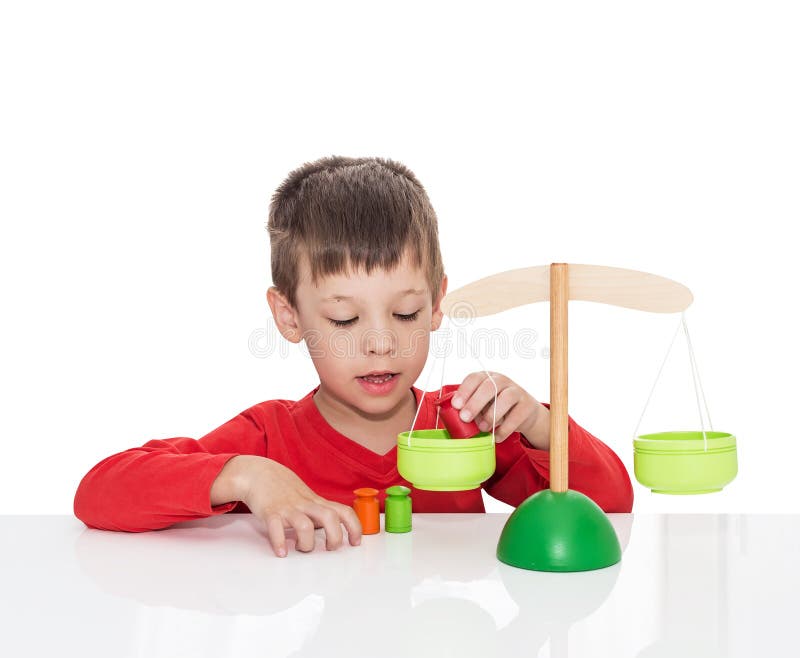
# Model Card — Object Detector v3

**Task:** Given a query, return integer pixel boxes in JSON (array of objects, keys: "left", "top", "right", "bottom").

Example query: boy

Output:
[{"left": 74, "top": 155, "right": 633, "bottom": 557}]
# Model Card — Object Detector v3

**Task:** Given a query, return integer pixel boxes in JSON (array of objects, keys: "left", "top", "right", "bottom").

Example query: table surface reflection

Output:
[{"left": 1, "top": 513, "right": 797, "bottom": 657}]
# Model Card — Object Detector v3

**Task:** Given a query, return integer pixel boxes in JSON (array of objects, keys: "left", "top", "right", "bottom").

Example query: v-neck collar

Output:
[{"left": 296, "top": 384, "right": 433, "bottom": 477}]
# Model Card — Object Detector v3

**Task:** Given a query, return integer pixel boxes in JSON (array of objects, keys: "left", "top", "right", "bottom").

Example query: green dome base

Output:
[{"left": 496, "top": 489, "right": 622, "bottom": 572}]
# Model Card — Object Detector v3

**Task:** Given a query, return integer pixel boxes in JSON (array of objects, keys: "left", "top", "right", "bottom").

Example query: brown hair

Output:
[{"left": 267, "top": 155, "right": 445, "bottom": 311}]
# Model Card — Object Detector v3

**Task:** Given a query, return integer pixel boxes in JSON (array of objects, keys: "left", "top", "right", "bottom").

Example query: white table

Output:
[{"left": 1, "top": 513, "right": 797, "bottom": 657}]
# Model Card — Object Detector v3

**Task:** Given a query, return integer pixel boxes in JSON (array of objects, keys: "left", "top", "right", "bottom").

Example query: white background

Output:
[{"left": 1, "top": 1, "right": 797, "bottom": 515}]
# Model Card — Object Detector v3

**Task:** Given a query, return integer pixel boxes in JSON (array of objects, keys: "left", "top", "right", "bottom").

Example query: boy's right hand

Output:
[{"left": 233, "top": 456, "right": 363, "bottom": 557}]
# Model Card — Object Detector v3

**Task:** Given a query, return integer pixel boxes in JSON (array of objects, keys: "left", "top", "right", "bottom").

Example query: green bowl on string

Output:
[
  {"left": 633, "top": 430, "right": 737, "bottom": 494},
  {"left": 397, "top": 429, "right": 496, "bottom": 491}
]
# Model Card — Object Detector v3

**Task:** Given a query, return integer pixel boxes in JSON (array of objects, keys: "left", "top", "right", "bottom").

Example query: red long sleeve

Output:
[{"left": 73, "top": 407, "right": 267, "bottom": 532}]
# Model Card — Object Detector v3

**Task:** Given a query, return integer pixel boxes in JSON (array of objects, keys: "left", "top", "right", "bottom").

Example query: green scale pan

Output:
[
  {"left": 398, "top": 362, "right": 503, "bottom": 492},
  {"left": 631, "top": 311, "right": 737, "bottom": 495},
  {"left": 634, "top": 430, "right": 737, "bottom": 494}
]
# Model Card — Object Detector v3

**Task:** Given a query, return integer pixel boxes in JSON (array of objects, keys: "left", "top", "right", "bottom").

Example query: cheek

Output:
[
  {"left": 401, "top": 329, "right": 430, "bottom": 364},
  {"left": 327, "top": 330, "right": 359, "bottom": 361},
  {"left": 305, "top": 327, "right": 358, "bottom": 367},
  {"left": 310, "top": 343, "right": 355, "bottom": 385}
]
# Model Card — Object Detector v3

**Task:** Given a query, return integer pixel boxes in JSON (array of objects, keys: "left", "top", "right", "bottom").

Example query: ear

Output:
[
  {"left": 267, "top": 287, "right": 303, "bottom": 344},
  {"left": 431, "top": 274, "right": 448, "bottom": 331}
]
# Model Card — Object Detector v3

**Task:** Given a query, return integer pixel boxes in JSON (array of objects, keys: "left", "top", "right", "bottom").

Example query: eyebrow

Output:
[{"left": 322, "top": 288, "right": 426, "bottom": 302}]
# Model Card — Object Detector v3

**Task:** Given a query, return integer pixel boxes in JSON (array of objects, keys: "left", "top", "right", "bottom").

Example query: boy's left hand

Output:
[{"left": 450, "top": 371, "right": 544, "bottom": 444}]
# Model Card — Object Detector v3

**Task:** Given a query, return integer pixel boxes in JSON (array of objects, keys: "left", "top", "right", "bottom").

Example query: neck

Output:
[{"left": 313, "top": 384, "right": 419, "bottom": 439}]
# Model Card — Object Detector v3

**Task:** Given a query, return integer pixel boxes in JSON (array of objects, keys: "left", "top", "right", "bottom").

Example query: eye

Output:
[
  {"left": 329, "top": 317, "right": 357, "bottom": 327},
  {"left": 327, "top": 310, "right": 421, "bottom": 327}
]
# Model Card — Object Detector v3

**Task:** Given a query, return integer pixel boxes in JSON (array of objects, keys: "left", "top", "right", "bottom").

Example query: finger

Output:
[
  {"left": 493, "top": 395, "right": 531, "bottom": 441},
  {"left": 460, "top": 373, "right": 505, "bottom": 424},
  {"left": 302, "top": 502, "right": 344, "bottom": 551},
  {"left": 477, "top": 387, "right": 516, "bottom": 429},
  {"left": 265, "top": 513, "right": 288, "bottom": 558},
  {"left": 478, "top": 414, "right": 503, "bottom": 432},
  {"left": 450, "top": 371, "right": 488, "bottom": 410},
  {"left": 327, "top": 501, "right": 363, "bottom": 546},
  {"left": 285, "top": 510, "right": 318, "bottom": 553}
]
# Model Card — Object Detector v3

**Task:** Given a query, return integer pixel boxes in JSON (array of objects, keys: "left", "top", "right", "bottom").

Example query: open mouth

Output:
[{"left": 357, "top": 373, "right": 398, "bottom": 384}]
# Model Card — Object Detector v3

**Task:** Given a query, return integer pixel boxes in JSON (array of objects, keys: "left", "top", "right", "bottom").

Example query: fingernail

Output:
[
  {"left": 452, "top": 396, "right": 462, "bottom": 409},
  {"left": 278, "top": 547, "right": 286, "bottom": 557},
  {"left": 460, "top": 409, "right": 471, "bottom": 421}
]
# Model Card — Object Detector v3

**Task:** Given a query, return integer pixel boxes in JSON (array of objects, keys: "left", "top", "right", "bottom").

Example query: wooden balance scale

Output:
[{"left": 437, "top": 262, "right": 737, "bottom": 572}]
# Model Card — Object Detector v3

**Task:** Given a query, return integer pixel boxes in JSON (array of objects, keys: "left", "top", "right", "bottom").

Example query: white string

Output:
[
  {"left": 683, "top": 312, "right": 713, "bottom": 450},
  {"left": 447, "top": 313, "right": 498, "bottom": 440},
  {"left": 472, "top": 355, "right": 499, "bottom": 440},
  {"left": 632, "top": 314, "right": 682, "bottom": 442},
  {"left": 633, "top": 311, "right": 713, "bottom": 451},
  {"left": 407, "top": 312, "right": 498, "bottom": 443},
  {"left": 435, "top": 314, "right": 449, "bottom": 431},
  {"left": 407, "top": 319, "right": 443, "bottom": 446}
]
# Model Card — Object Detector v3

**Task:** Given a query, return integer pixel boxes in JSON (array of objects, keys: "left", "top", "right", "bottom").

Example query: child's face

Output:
[{"left": 268, "top": 248, "right": 447, "bottom": 417}]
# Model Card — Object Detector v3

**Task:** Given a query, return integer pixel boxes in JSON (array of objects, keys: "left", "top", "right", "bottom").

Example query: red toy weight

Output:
[{"left": 434, "top": 391, "right": 483, "bottom": 439}]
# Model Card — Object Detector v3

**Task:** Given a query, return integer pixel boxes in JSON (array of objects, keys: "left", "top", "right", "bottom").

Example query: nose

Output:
[{"left": 362, "top": 327, "right": 396, "bottom": 356}]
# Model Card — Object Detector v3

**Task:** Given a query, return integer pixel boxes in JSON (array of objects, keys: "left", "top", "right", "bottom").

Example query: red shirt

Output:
[{"left": 73, "top": 384, "right": 633, "bottom": 532}]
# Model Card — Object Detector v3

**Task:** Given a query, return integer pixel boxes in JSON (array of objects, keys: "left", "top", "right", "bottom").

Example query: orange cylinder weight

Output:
[{"left": 353, "top": 487, "right": 380, "bottom": 534}]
